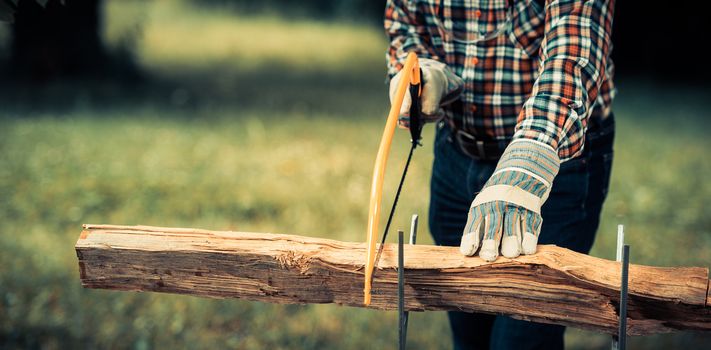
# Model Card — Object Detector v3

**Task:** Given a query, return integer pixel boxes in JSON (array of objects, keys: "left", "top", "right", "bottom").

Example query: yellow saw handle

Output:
[{"left": 364, "top": 52, "right": 421, "bottom": 305}]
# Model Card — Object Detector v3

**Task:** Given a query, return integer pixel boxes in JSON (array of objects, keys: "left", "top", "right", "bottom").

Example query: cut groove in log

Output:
[{"left": 75, "top": 224, "right": 711, "bottom": 336}]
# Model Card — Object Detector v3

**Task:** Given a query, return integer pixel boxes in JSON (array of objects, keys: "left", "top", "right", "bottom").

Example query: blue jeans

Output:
[{"left": 428, "top": 116, "right": 615, "bottom": 350}]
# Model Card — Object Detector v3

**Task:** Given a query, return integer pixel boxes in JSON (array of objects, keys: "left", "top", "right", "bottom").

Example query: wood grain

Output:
[{"left": 75, "top": 224, "right": 711, "bottom": 335}]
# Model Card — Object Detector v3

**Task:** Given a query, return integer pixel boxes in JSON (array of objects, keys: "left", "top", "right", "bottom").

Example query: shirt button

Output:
[
  {"left": 475, "top": 10, "right": 482, "bottom": 18},
  {"left": 471, "top": 57, "right": 479, "bottom": 65}
]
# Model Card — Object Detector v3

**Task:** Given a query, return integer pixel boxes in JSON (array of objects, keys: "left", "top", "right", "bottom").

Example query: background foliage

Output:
[{"left": 1, "top": 1, "right": 710, "bottom": 349}]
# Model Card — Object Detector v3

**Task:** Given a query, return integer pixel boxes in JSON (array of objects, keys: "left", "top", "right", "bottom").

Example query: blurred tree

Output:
[
  {"left": 611, "top": 1, "right": 708, "bottom": 81},
  {"left": 6, "top": 0, "right": 107, "bottom": 81},
  {"left": 194, "top": 0, "right": 387, "bottom": 23},
  {"left": 0, "top": 0, "right": 17, "bottom": 22},
  {"left": 333, "top": 0, "right": 387, "bottom": 23}
]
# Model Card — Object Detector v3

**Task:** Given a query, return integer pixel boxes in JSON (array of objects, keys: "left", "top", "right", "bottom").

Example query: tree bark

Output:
[{"left": 75, "top": 224, "right": 711, "bottom": 336}]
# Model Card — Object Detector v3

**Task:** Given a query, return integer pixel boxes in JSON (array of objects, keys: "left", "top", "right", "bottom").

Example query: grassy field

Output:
[{"left": 1, "top": 1, "right": 710, "bottom": 349}]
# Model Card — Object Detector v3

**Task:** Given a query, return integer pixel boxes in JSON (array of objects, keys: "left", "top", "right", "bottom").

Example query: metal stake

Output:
[
  {"left": 612, "top": 225, "right": 629, "bottom": 350},
  {"left": 616, "top": 225, "right": 625, "bottom": 262},
  {"left": 398, "top": 230, "right": 405, "bottom": 350},
  {"left": 618, "top": 245, "right": 630, "bottom": 350},
  {"left": 409, "top": 214, "right": 418, "bottom": 245},
  {"left": 399, "top": 215, "right": 419, "bottom": 350}
]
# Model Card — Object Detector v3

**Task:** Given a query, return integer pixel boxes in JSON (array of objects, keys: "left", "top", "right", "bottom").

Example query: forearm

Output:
[
  {"left": 384, "top": 0, "right": 441, "bottom": 77},
  {"left": 514, "top": 0, "right": 615, "bottom": 161}
]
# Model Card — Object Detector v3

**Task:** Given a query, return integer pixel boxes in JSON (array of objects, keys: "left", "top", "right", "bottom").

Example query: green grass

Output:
[
  {"left": 1, "top": 1, "right": 710, "bottom": 349},
  {"left": 103, "top": 0, "right": 386, "bottom": 76},
  {"left": 0, "top": 111, "right": 450, "bottom": 349}
]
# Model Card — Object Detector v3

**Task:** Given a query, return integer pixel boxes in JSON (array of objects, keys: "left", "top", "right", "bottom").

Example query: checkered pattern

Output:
[{"left": 385, "top": 0, "right": 615, "bottom": 161}]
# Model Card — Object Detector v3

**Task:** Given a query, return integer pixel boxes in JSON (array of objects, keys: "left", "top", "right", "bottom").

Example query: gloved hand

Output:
[
  {"left": 389, "top": 58, "right": 463, "bottom": 128},
  {"left": 459, "top": 139, "right": 560, "bottom": 261}
]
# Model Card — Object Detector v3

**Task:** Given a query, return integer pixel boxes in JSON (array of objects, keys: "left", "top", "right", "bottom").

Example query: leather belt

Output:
[
  {"left": 586, "top": 113, "right": 615, "bottom": 149},
  {"left": 446, "top": 121, "right": 509, "bottom": 162},
  {"left": 446, "top": 113, "right": 614, "bottom": 162}
]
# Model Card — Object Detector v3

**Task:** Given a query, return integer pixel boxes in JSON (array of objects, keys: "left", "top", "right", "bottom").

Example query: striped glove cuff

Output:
[{"left": 475, "top": 139, "right": 561, "bottom": 212}]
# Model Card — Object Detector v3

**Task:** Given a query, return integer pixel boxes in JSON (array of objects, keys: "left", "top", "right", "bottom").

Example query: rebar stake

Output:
[{"left": 612, "top": 225, "right": 629, "bottom": 350}]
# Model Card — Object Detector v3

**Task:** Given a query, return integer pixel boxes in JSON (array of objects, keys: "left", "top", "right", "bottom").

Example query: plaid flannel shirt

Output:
[{"left": 385, "top": 0, "right": 615, "bottom": 161}]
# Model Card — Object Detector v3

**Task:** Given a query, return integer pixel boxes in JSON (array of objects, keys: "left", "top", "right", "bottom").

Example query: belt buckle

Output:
[{"left": 455, "top": 129, "right": 488, "bottom": 160}]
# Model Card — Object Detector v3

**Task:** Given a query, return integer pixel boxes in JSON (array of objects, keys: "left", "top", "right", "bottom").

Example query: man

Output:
[{"left": 385, "top": 0, "right": 615, "bottom": 349}]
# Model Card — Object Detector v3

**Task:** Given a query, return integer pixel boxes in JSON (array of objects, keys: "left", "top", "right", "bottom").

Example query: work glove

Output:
[
  {"left": 459, "top": 139, "right": 560, "bottom": 261},
  {"left": 389, "top": 58, "right": 464, "bottom": 128}
]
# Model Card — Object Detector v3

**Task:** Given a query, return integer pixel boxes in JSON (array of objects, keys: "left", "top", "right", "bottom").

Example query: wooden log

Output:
[{"left": 75, "top": 224, "right": 711, "bottom": 336}]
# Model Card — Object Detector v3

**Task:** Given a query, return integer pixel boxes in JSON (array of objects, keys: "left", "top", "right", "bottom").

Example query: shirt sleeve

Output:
[
  {"left": 384, "top": 0, "right": 442, "bottom": 77},
  {"left": 513, "top": 0, "right": 615, "bottom": 161}
]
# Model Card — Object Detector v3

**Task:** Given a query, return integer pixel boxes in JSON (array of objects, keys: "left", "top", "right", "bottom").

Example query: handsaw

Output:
[{"left": 364, "top": 52, "right": 423, "bottom": 305}]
